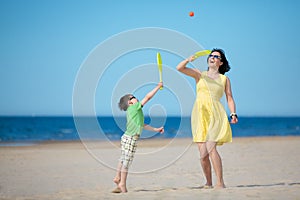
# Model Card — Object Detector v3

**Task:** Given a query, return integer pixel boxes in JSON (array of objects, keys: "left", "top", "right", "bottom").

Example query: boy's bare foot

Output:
[
  {"left": 111, "top": 187, "right": 122, "bottom": 193},
  {"left": 113, "top": 177, "right": 120, "bottom": 185},
  {"left": 118, "top": 183, "right": 128, "bottom": 193}
]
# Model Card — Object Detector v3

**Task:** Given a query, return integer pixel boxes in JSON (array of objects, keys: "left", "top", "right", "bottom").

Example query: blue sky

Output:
[{"left": 1, "top": 0, "right": 300, "bottom": 116}]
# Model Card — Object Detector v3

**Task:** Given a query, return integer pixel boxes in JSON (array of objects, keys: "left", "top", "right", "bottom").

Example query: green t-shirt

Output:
[{"left": 124, "top": 102, "right": 144, "bottom": 136}]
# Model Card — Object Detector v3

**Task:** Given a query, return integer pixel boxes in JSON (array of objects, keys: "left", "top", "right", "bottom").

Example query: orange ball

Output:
[{"left": 189, "top": 11, "right": 194, "bottom": 17}]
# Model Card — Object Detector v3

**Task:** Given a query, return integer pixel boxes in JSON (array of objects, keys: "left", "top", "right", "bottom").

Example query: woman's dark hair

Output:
[{"left": 208, "top": 48, "right": 230, "bottom": 75}]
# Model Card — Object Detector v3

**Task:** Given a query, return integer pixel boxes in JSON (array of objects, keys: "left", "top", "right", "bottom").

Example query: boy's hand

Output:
[
  {"left": 158, "top": 82, "right": 163, "bottom": 88},
  {"left": 141, "top": 82, "right": 164, "bottom": 106},
  {"left": 155, "top": 127, "right": 164, "bottom": 134}
]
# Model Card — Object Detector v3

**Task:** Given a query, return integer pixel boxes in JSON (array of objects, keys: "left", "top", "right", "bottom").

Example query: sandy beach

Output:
[{"left": 1, "top": 136, "right": 300, "bottom": 200}]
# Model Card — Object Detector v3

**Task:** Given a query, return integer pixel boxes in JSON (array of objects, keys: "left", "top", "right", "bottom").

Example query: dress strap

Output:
[{"left": 220, "top": 74, "right": 227, "bottom": 87}]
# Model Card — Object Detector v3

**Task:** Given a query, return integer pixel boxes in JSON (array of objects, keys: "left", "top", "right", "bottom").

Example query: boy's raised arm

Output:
[{"left": 140, "top": 82, "right": 163, "bottom": 106}]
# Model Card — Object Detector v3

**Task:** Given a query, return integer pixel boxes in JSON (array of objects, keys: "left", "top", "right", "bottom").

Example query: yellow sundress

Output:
[{"left": 191, "top": 71, "right": 232, "bottom": 145}]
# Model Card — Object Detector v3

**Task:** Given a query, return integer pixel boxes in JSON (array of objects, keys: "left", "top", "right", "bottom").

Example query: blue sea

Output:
[{"left": 0, "top": 116, "right": 299, "bottom": 145}]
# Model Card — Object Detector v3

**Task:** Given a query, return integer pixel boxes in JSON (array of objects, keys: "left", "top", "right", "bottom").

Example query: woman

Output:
[{"left": 176, "top": 48, "right": 238, "bottom": 188}]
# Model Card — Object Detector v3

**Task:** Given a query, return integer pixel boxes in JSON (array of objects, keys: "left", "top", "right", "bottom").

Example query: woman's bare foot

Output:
[
  {"left": 214, "top": 184, "right": 226, "bottom": 189},
  {"left": 202, "top": 184, "right": 213, "bottom": 189}
]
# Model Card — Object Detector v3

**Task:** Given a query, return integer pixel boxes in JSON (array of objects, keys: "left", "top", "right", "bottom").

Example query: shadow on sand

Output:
[
  {"left": 236, "top": 182, "right": 300, "bottom": 188},
  {"left": 132, "top": 182, "right": 300, "bottom": 192}
]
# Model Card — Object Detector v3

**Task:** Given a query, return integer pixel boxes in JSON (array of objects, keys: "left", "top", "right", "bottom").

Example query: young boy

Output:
[{"left": 112, "top": 82, "right": 164, "bottom": 193}]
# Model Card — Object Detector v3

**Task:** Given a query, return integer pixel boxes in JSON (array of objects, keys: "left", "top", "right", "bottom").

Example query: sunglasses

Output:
[
  {"left": 208, "top": 54, "right": 221, "bottom": 60},
  {"left": 129, "top": 96, "right": 136, "bottom": 100}
]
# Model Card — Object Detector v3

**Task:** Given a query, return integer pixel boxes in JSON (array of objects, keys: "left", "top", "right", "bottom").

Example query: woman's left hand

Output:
[{"left": 230, "top": 116, "right": 238, "bottom": 124}]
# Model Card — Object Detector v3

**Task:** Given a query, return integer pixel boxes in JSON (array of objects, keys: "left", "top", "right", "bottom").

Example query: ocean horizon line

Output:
[
  {"left": 1, "top": 115, "right": 300, "bottom": 118},
  {"left": 1, "top": 116, "right": 299, "bottom": 144}
]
